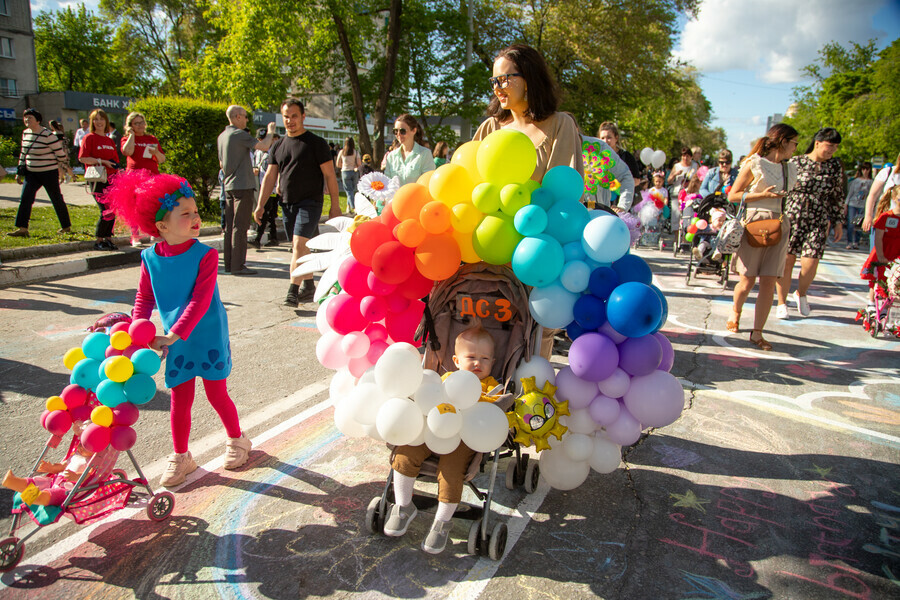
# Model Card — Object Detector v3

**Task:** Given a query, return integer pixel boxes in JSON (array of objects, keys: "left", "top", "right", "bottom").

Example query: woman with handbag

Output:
[
  {"left": 725, "top": 123, "right": 799, "bottom": 351},
  {"left": 78, "top": 108, "right": 120, "bottom": 251},
  {"left": 775, "top": 128, "right": 844, "bottom": 318},
  {"left": 8, "top": 109, "right": 71, "bottom": 237}
]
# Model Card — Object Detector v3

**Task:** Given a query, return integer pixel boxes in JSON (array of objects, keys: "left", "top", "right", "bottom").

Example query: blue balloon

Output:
[
  {"left": 650, "top": 284, "right": 668, "bottom": 333},
  {"left": 530, "top": 187, "right": 556, "bottom": 211},
  {"left": 542, "top": 166, "right": 584, "bottom": 203},
  {"left": 96, "top": 379, "right": 127, "bottom": 407},
  {"left": 573, "top": 294, "right": 607, "bottom": 330},
  {"left": 606, "top": 282, "right": 663, "bottom": 338},
  {"left": 82, "top": 332, "right": 110, "bottom": 362},
  {"left": 545, "top": 200, "right": 590, "bottom": 245},
  {"left": 97, "top": 356, "right": 115, "bottom": 382},
  {"left": 512, "top": 234, "right": 565, "bottom": 288},
  {"left": 566, "top": 320, "right": 587, "bottom": 341},
  {"left": 131, "top": 348, "right": 162, "bottom": 376},
  {"left": 588, "top": 266, "right": 619, "bottom": 299},
  {"left": 513, "top": 204, "right": 548, "bottom": 236},
  {"left": 124, "top": 373, "right": 156, "bottom": 405},
  {"left": 560, "top": 260, "right": 591, "bottom": 293},
  {"left": 612, "top": 254, "right": 653, "bottom": 285},
  {"left": 582, "top": 214, "right": 630, "bottom": 263},
  {"left": 71, "top": 358, "right": 101, "bottom": 391},
  {"left": 562, "top": 241, "right": 587, "bottom": 262},
  {"left": 528, "top": 282, "right": 579, "bottom": 329}
]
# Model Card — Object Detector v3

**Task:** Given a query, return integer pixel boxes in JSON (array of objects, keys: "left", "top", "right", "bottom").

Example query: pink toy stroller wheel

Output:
[
  {"left": 147, "top": 491, "right": 175, "bottom": 522},
  {"left": 0, "top": 537, "right": 24, "bottom": 572}
]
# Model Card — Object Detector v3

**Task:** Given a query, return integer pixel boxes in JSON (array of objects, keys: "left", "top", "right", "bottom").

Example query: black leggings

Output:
[
  {"left": 16, "top": 169, "right": 71, "bottom": 229},
  {"left": 254, "top": 194, "right": 280, "bottom": 242},
  {"left": 91, "top": 182, "right": 115, "bottom": 238}
]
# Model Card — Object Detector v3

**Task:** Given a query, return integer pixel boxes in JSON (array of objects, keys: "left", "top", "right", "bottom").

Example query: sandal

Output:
[
  {"left": 749, "top": 330, "right": 773, "bottom": 351},
  {"left": 726, "top": 307, "right": 741, "bottom": 333}
]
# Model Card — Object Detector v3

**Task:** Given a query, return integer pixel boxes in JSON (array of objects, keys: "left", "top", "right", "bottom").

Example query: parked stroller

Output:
[
  {"left": 0, "top": 416, "right": 174, "bottom": 571},
  {"left": 364, "top": 263, "right": 541, "bottom": 560},
  {"left": 858, "top": 261, "right": 900, "bottom": 338},
  {"left": 684, "top": 192, "right": 736, "bottom": 287}
]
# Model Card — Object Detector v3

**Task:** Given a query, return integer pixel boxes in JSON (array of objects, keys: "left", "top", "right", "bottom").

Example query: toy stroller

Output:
[
  {"left": 0, "top": 422, "right": 174, "bottom": 571},
  {"left": 364, "top": 263, "right": 541, "bottom": 560},
  {"left": 858, "top": 261, "right": 900, "bottom": 338}
]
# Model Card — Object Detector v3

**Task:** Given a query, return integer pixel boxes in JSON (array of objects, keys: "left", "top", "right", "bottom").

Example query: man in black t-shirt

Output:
[{"left": 255, "top": 98, "right": 341, "bottom": 306}]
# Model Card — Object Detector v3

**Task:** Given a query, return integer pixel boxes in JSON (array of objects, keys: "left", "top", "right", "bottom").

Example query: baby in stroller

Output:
[
  {"left": 386, "top": 324, "right": 501, "bottom": 554},
  {"left": 692, "top": 207, "right": 728, "bottom": 263}
]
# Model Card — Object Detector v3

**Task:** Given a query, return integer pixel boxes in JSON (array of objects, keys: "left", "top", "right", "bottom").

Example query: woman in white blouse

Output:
[{"left": 383, "top": 114, "right": 435, "bottom": 186}]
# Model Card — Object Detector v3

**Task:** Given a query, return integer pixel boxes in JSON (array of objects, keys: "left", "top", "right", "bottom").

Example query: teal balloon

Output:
[
  {"left": 124, "top": 373, "right": 156, "bottom": 405},
  {"left": 582, "top": 214, "right": 630, "bottom": 263},
  {"left": 71, "top": 358, "right": 101, "bottom": 391},
  {"left": 563, "top": 241, "right": 587, "bottom": 262},
  {"left": 528, "top": 282, "right": 579, "bottom": 329},
  {"left": 96, "top": 379, "right": 127, "bottom": 407},
  {"left": 513, "top": 205, "right": 548, "bottom": 236},
  {"left": 82, "top": 332, "right": 110, "bottom": 361},
  {"left": 512, "top": 234, "right": 565, "bottom": 288},
  {"left": 131, "top": 348, "right": 161, "bottom": 376},
  {"left": 542, "top": 166, "right": 584, "bottom": 203},
  {"left": 560, "top": 260, "right": 591, "bottom": 293},
  {"left": 545, "top": 200, "right": 590, "bottom": 245},
  {"left": 529, "top": 187, "right": 556, "bottom": 210},
  {"left": 97, "top": 356, "right": 115, "bottom": 382}
]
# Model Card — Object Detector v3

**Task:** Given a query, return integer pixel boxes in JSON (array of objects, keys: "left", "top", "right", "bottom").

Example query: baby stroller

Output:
[
  {"left": 684, "top": 192, "right": 735, "bottom": 288},
  {"left": 0, "top": 423, "right": 174, "bottom": 571},
  {"left": 859, "top": 261, "right": 900, "bottom": 338},
  {"left": 632, "top": 191, "right": 666, "bottom": 251},
  {"left": 364, "top": 263, "right": 541, "bottom": 560}
]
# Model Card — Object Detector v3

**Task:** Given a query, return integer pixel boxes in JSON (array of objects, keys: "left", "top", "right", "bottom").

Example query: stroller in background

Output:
[
  {"left": 364, "top": 263, "right": 541, "bottom": 560},
  {"left": 683, "top": 192, "right": 736, "bottom": 287},
  {"left": 858, "top": 261, "right": 900, "bottom": 338}
]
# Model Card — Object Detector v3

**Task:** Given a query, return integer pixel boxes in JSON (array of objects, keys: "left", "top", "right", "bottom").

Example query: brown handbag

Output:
[{"left": 744, "top": 162, "right": 788, "bottom": 247}]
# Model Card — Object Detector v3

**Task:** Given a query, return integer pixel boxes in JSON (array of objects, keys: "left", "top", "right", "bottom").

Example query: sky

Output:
[{"left": 30, "top": 0, "right": 900, "bottom": 156}]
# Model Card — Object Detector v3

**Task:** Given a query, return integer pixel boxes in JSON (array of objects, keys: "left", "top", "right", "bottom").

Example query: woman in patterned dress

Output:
[{"left": 774, "top": 128, "right": 844, "bottom": 319}]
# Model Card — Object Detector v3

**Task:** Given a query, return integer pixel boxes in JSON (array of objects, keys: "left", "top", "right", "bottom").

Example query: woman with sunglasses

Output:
[
  {"left": 699, "top": 149, "right": 737, "bottom": 197},
  {"left": 384, "top": 114, "right": 435, "bottom": 185}
]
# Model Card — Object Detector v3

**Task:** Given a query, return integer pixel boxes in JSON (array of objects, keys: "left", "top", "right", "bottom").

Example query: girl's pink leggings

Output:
[{"left": 170, "top": 378, "right": 242, "bottom": 454}]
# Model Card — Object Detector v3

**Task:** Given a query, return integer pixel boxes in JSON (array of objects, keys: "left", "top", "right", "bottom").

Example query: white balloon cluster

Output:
[
  {"left": 639, "top": 147, "right": 667, "bottom": 170},
  {"left": 331, "top": 343, "right": 510, "bottom": 453}
]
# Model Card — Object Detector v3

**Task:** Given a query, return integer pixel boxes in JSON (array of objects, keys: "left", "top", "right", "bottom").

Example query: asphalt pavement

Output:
[{"left": 0, "top": 229, "right": 897, "bottom": 599}]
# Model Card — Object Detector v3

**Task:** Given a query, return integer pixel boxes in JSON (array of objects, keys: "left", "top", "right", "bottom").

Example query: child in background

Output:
[
  {"left": 860, "top": 187, "right": 900, "bottom": 313},
  {"left": 105, "top": 170, "right": 251, "bottom": 488},
  {"left": 693, "top": 207, "right": 727, "bottom": 262},
  {"left": 385, "top": 325, "right": 499, "bottom": 554}
]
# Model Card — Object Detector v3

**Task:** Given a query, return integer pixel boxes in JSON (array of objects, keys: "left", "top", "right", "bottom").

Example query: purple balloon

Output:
[
  {"left": 555, "top": 366, "right": 599, "bottom": 410},
  {"left": 603, "top": 405, "right": 642, "bottom": 445},
  {"left": 654, "top": 332, "right": 674, "bottom": 372},
  {"left": 568, "top": 333, "right": 619, "bottom": 382},
  {"left": 623, "top": 370, "right": 685, "bottom": 428},
  {"left": 599, "top": 321, "right": 626, "bottom": 344},
  {"left": 589, "top": 393, "right": 621, "bottom": 426},
  {"left": 618, "top": 335, "right": 663, "bottom": 376}
]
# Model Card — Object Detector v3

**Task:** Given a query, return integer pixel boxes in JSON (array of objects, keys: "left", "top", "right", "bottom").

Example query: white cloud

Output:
[{"left": 674, "top": 0, "right": 886, "bottom": 83}]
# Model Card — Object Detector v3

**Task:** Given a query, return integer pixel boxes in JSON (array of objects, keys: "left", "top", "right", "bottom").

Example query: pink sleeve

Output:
[
  {"left": 169, "top": 248, "right": 219, "bottom": 340},
  {"left": 132, "top": 262, "right": 156, "bottom": 320}
]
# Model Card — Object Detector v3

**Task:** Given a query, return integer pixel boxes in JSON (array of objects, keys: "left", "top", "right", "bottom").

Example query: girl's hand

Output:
[{"left": 150, "top": 332, "right": 179, "bottom": 353}]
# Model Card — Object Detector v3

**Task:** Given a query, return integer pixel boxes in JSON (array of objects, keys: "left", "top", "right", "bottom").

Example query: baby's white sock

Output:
[
  {"left": 435, "top": 501, "right": 458, "bottom": 523},
  {"left": 393, "top": 470, "right": 415, "bottom": 507}
]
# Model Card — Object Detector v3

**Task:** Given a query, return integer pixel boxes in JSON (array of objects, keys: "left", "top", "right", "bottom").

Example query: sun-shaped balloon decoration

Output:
[{"left": 508, "top": 376, "right": 569, "bottom": 451}]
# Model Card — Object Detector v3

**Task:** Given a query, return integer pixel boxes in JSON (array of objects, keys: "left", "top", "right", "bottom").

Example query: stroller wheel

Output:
[
  {"left": 365, "top": 496, "right": 387, "bottom": 535},
  {"left": 147, "top": 491, "right": 175, "bottom": 522},
  {"left": 111, "top": 468, "right": 128, "bottom": 481},
  {"left": 488, "top": 522, "right": 508, "bottom": 561},
  {"left": 467, "top": 518, "right": 483, "bottom": 556},
  {"left": 0, "top": 537, "right": 23, "bottom": 572},
  {"left": 505, "top": 460, "right": 518, "bottom": 491},
  {"left": 524, "top": 461, "right": 540, "bottom": 494}
]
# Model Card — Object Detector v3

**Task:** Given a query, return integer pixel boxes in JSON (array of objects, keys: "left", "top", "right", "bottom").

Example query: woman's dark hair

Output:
[
  {"left": 680, "top": 146, "right": 692, "bottom": 158},
  {"left": 395, "top": 114, "right": 425, "bottom": 146},
  {"left": 433, "top": 141, "right": 449, "bottom": 158},
  {"left": 805, "top": 127, "right": 842, "bottom": 154},
  {"left": 855, "top": 162, "right": 872, "bottom": 178},
  {"left": 746, "top": 123, "right": 799, "bottom": 162},
  {"left": 486, "top": 44, "right": 559, "bottom": 123},
  {"left": 343, "top": 136, "right": 355, "bottom": 156},
  {"left": 23, "top": 108, "right": 43, "bottom": 123}
]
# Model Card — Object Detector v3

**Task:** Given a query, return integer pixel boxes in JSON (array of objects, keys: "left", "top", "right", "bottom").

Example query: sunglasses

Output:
[
  {"left": 489, "top": 73, "right": 522, "bottom": 89},
  {"left": 392, "top": 128, "right": 408, "bottom": 135},
  {"left": 718, "top": 160, "right": 730, "bottom": 165}
]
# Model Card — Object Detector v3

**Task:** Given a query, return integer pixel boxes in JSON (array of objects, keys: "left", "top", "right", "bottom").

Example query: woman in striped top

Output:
[{"left": 9, "top": 109, "right": 72, "bottom": 237}]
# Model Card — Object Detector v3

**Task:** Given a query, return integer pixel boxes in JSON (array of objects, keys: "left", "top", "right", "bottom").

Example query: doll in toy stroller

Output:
[
  {"left": 364, "top": 262, "right": 541, "bottom": 560},
  {"left": 684, "top": 192, "right": 736, "bottom": 287}
]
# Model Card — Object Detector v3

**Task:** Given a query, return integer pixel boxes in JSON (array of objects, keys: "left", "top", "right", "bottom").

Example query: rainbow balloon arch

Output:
[{"left": 317, "top": 129, "right": 684, "bottom": 491}]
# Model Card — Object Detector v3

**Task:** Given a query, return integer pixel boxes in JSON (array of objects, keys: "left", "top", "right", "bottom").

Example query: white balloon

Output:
[
  {"left": 597, "top": 368, "right": 630, "bottom": 399},
  {"left": 421, "top": 369, "right": 443, "bottom": 386},
  {"left": 329, "top": 370, "right": 356, "bottom": 405},
  {"left": 334, "top": 396, "right": 366, "bottom": 437},
  {"left": 514, "top": 356, "right": 556, "bottom": 391},
  {"left": 442, "top": 370, "right": 482, "bottom": 411},
  {"left": 408, "top": 423, "right": 426, "bottom": 446},
  {"left": 460, "top": 402, "right": 509, "bottom": 452},
  {"left": 375, "top": 397, "right": 425, "bottom": 446},
  {"left": 639, "top": 147, "right": 653, "bottom": 166},
  {"left": 359, "top": 367, "right": 376, "bottom": 385},
  {"left": 316, "top": 296, "right": 335, "bottom": 335},
  {"left": 555, "top": 366, "right": 598, "bottom": 410},
  {"left": 562, "top": 433, "right": 594, "bottom": 462},
  {"left": 589, "top": 435, "right": 622, "bottom": 473},
  {"left": 564, "top": 408, "right": 596, "bottom": 435},
  {"left": 424, "top": 429, "right": 461, "bottom": 454},
  {"left": 375, "top": 344, "right": 424, "bottom": 398},
  {"left": 347, "top": 382, "right": 386, "bottom": 425},
  {"left": 427, "top": 404, "right": 463, "bottom": 439},
  {"left": 362, "top": 422, "right": 384, "bottom": 442},
  {"left": 413, "top": 379, "right": 446, "bottom": 415},
  {"left": 539, "top": 447, "right": 590, "bottom": 490},
  {"left": 651, "top": 149, "right": 666, "bottom": 169}
]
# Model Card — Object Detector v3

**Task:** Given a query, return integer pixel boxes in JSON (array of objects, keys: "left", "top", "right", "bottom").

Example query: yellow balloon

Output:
[
  {"left": 428, "top": 163, "right": 474, "bottom": 207},
  {"left": 450, "top": 202, "right": 483, "bottom": 234},
  {"left": 452, "top": 229, "right": 481, "bottom": 264},
  {"left": 110, "top": 330, "right": 132, "bottom": 351},
  {"left": 476, "top": 130, "right": 537, "bottom": 187},
  {"left": 416, "top": 170, "right": 435, "bottom": 188},
  {"left": 46, "top": 395, "right": 66, "bottom": 411},
  {"left": 91, "top": 405, "right": 114, "bottom": 428},
  {"left": 450, "top": 140, "right": 483, "bottom": 184},
  {"left": 63, "top": 347, "right": 86, "bottom": 370},
  {"left": 105, "top": 355, "right": 134, "bottom": 383}
]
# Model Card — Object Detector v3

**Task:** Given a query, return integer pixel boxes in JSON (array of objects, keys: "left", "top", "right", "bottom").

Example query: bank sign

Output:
[{"left": 63, "top": 91, "right": 137, "bottom": 114}]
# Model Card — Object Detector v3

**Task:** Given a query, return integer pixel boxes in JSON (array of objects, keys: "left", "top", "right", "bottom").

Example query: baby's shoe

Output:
[
  {"left": 384, "top": 503, "right": 417, "bottom": 537},
  {"left": 711, "top": 250, "right": 723, "bottom": 262},
  {"left": 691, "top": 246, "right": 702, "bottom": 260},
  {"left": 160, "top": 451, "right": 197, "bottom": 487},
  {"left": 422, "top": 519, "right": 453, "bottom": 554},
  {"left": 223, "top": 434, "right": 252, "bottom": 470}
]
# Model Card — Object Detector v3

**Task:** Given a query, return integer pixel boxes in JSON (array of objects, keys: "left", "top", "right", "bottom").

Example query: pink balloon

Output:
[
  {"left": 341, "top": 331, "right": 371, "bottom": 358},
  {"left": 385, "top": 293, "right": 410, "bottom": 314},
  {"left": 603, "top": 406, "right": 641, "bottom": 446},
  {"left": 40, "top": 409, "right": 51, "bottom": 429},
  {"left": 696, "top": 219, "right": 708, "bottom": 230},
  {"left": 397, "top": 268, "right": 436, "bottom": 300},
  {"left": 45, "top": 410, "right": 73, "bottom": 436},
  {"left": 348, "top": 356, "right": 372, "bottom": 378},
  {"left": 123, "top": 344, "right": 141, "bottom": 359},
  {"left": 316, "top": 332, "right": 351, "bottom": 370},
  {"left": 71, "top": 404, "right": 93, "bottom": 422},
  {"left": 366, "top": 272, "right": 396, "bottom": 296},
  {"left": 81, "top": 423, "right": 111, "bottom": 453},
  {"left": 109, "top": 425, "right": 137, "bottom": 451},
  {"left": 555, "top": 366, "right": 599, "bottom": 410},
  {"left": 112, "top": 402, "right": 140, "bottom": 426},
  {"left": 360, "top": 295, "right": 388, "bottom": 322},
  {"left": 365, "top": 323, "right": 389, "bottom": 343},
  {"left": 128, "top": 319, "right": 156, "bottom": 346},
  {"left": 105, "top": 346, "right": 123, "bottom": 358},
  {"left": 61, "top": 384, "right": 89, "bottom": 409},
  {"left": 385, "top": 300, "right": 425, "bottom": 346},
  {"left": 110, "top": 321, "right": 130, "bottom": 334},
  {"left": 338, "top": 256, "right": 374, "bottom": 297},
  {"left": 366, "top": 339, "right": 390, "bottom": 363},
  {"left": 325, "top": 293, "right": 368, "bottom": 335},
  {"left": 588, "top": 393, "right": 621, "bottom": 426}
]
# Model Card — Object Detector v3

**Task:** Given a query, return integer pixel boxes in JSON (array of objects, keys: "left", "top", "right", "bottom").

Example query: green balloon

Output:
[
  {"left": 476, "top": 130, "right": 537, "bottom": 186},
  {"left": 472, "top": 182, "right": 501, "bottom": 214},
  {"left": 472, "top": 213, "right": 523, "bottom": 265},
  {"left": 500, "top": 183, "right": 532, "bottom": 216}
]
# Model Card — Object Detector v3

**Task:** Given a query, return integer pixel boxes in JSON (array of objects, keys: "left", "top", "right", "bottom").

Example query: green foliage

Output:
[
  {"left": 0, "top": 135, "right": 18, "bottom": 168},
  {"left": 129, "top": 96, "right": 229, "bottom": 213}
]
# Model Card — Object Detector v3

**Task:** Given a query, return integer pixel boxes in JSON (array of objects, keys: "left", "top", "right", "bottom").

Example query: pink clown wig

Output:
[{"left": 103, "top": 170, "right": 193, "bottom": 237}]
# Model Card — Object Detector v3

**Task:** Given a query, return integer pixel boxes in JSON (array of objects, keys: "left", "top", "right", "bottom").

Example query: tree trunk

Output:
[{"left": 331, "top": 10, "right": 372, "bottom": 161}]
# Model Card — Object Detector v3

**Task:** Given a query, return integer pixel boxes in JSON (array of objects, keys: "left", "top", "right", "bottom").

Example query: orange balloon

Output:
[
  {"left": 394, "top": 219, "right": 428, "bottom": 248},
  {"left": 450, "top": 202, "right": 483, "bottom": 233},
  {"left": 452, "top": 229, "right": 481, "bottom": 264},
  {"left": 419, "top": 201, "right": 452, "bottom": 234},
  {"left": 415, "top": 233, "right": 462, "bottom": 281},
  {"left": 428, "top": 163, "right": 474, "bottom": 207},
  {"left": 417, "top": 170, "right": 435, "bottom": 187},
  {"left": 451, "top": 141, "right": 483, "bottom": 185},
  {"left": 392, "top": 183, "right": 431, "bottom": 222}
]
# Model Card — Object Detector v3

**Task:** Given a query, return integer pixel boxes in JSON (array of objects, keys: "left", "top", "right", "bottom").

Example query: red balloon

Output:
[
  {"left": 371, "top": 241, "right": 415, "bottom": 285},
  {"left": 71, "top": 404, "right": 93, "bottom": 422},
  {"left": 45, "top": 409, "right": 73, "bottom": 436},
  {"left": 364, "top": 323, "right": 389, "bottom": 343},
  {"left": 112, "top": 402, "right": 140, "bottom": 426},
  {"left": 366, "top": 272, "right": 396, "bottom": 296},
  {"left": 350, "top": 220, "right": 395, "bottom": 267},
  {"left": 360, "top": 295, "right": 388, "bottom": 321},
  {"left": 123, "top": 344, "right": 141, "bottom": 359},
  {"left": 385, "top": 300, "right": 425, "bottom": 346},
  {"left": 128, "top": 319, "right": 156, "bottom": 346},
  {"left": 325, "top": 293, "right": 368, "bottom": 334},
  {"left": 397, "top": 268, "right": 436, "bottom": 300},
  {"left": 80, "top": 423, "right": 111, "bottom": 453},
  {"left": 337, "top": 256, "right": 373, "bottom": 297},
  {"left": 366, "top": 339, "right": 390, "bottom": 363},
  {"left": 380, "top": 201, "right": 401, "bottom": 230},
  {"left": 61, "top": 384, "right": 89, "bottom": 409},
  {"left": 109, "top": 425, "right": 137, "bottom": 451},
  {"left": 40, "top": 409, "right": 51, "bottom": 429},
  {"left": 385, "top": 293, "right": 411, "bottom": 314},
  {"left": 105, "top": 346, "right": 123, "bottom": 358},
  {"left": 110, "top": 321, "right": 130, "bottom": 334}
]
